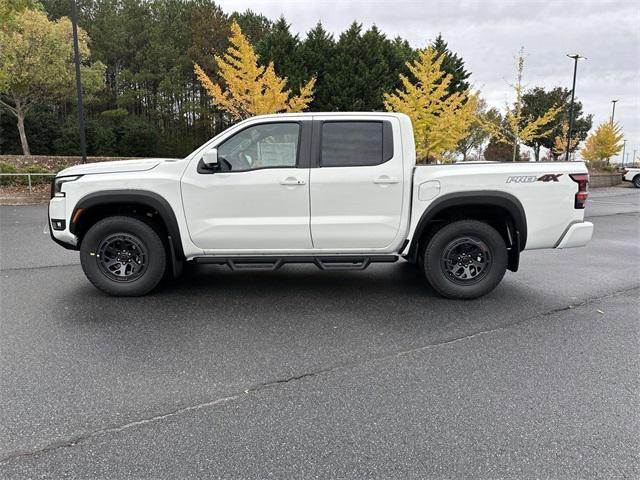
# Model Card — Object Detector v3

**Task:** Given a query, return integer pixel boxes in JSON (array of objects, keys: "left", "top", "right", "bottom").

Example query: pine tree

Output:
[
  {"left": 229, "top": 9, "right": 272, "bottom": 45},
  {"left": 194, "top": 22, "right": 315, "bottom": 120},
  {"left": 255, "top": 16, "right": 306, "bottom": 92},
  {"left": 300, "top": 22, "right": 336, "bottom": 111},
  {"left": 323, "top": 22, "right": 368, "bottom": 110},
  {"left": 431, "top": 34, "right": 470, "bottom": 96},
  {"left": 323, "top": 22, "right": 414, "bottom": 111}
]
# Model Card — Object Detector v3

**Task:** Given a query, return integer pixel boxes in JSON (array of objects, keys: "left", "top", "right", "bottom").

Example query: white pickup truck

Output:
[
  {"left": 49, "top": 112, "right": 593, "bottom": 299},
  {"left": 622, "top": 167, "right": 640, "bottom": 188}
]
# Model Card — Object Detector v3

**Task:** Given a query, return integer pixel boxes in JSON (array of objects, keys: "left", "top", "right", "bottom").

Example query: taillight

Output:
[{"left": 570, "top": 173, "right": 589, "bottom": 209}]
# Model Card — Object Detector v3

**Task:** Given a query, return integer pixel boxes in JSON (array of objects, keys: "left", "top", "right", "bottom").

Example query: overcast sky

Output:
[{"left": 217, "top": 0, "right": 640, "bottom": 162}]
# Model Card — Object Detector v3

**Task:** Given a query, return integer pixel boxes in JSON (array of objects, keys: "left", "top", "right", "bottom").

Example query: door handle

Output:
[
  {"left": 279, "top": 177, "right": 306, "bottom": 186},
  {"left": 373, "top": 175, "right": 399, "bottom": 185}
]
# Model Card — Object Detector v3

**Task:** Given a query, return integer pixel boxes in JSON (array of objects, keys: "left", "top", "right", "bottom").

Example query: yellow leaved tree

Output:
[
  {"left": 580, "top": 122, "right": 623, "bottom": 163},
  {"left": 552, "top": 121, "right": 579, "bottom": 158},
  {"left": 384, "top": 47, "right": 477, "bottom": 162},
  {"left": 194, "top": 22, "right": 315, "bottom": 120},
  {"left": 480, "top": 47, "right": 561, "bottom": 161}
]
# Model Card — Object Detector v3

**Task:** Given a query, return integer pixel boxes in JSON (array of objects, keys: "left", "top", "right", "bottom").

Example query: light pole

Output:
[
  {"left": 565, "top": 54, "right": 585, "bottom": 161},
  {"left": 70, "top": 0, "right": 87, "bottom": 164},
  {"left": 621, "top": 139, "right": 626, "bottom": 166},
  {"left": 611, "top": 100, "right": 619, "bottom": 124}
]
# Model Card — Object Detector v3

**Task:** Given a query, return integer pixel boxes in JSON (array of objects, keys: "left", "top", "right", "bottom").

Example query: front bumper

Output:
[
  {"left": 555, "top": 221, "right": 594, "bottom": 249},
  {"left": 48, "top": 196, "right": 78, "bottom": 249}
]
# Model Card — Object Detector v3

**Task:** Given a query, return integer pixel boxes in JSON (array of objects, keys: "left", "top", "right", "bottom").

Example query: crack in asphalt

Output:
[
  {"left": 0, "top": 395, "right": 240, "bottom": 466},
  {"left": 2, "top": 284, "right": 638, "bottom": 466},
  {"left": 0, "top": 263, "right": 79, "bottom": 273}
]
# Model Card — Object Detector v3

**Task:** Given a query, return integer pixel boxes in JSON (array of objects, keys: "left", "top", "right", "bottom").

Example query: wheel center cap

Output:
[{"left": 117, "top": 251, "right": 131, "bottom": 263}]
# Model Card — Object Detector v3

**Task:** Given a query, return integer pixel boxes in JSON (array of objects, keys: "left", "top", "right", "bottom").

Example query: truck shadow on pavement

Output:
[{"left": 59, "top": 260, "right": 540, "bottom": 346}]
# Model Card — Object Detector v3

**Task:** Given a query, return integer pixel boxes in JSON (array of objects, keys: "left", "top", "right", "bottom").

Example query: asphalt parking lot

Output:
[{"left": 1, "top": 186, "right": 639, "bottom": 479}]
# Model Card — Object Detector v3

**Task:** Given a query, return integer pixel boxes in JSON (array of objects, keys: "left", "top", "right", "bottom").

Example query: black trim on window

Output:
[
  {"left": 197, "top": 120, "right": 311, "bottom": 174},
  {"left": 382, "top": 121, "right": 393, "bottom": 162},
  {"left": 310, "top": 119, "right": 322, "bottom": 168}
]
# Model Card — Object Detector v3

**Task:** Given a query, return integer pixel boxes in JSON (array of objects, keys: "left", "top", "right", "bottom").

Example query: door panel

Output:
[
  {"left": 310, "top": 119, "right": 404, "bottom": 249},
  {"left": 181, "top": 121, "right": 312, "bottom": 251}
]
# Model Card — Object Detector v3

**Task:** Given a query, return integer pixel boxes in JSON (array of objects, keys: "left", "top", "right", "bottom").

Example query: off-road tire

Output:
[
  {"left": 80, "top": 216, "right": 166, "bottom": 296},
  {"left": 422, "top": 220, "right": 508, "bottom": 299}
]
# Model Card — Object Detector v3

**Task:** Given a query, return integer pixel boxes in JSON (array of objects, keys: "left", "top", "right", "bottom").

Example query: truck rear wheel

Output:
[
  {"left": 633, "top": 175, "right": 640, "bottom": 188},
  {"left": 80, "top": 216, "right": 166, "bottom": 296},
  {"left": 422, "top": 220, "right": 507, "bottom": 299}
]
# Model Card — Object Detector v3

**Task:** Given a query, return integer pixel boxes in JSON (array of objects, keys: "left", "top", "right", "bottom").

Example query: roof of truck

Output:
[{"left": 249, "top": 112, "right": 408, "bottom": 119}]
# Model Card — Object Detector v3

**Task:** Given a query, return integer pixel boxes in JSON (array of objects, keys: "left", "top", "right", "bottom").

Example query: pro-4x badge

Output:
[
  {"left": 537, "top": 174, "right": 563, "bottom": 182},
  {"left": 506, "top": 174, "right": 563, "bottom": 183}
]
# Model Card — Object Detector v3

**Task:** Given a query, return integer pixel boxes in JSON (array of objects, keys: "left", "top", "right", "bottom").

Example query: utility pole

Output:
[
  {"left": 565, "top": 54, "right": 585, "bottom": 161},
  {"left": 611, "top": 99, "right": 619, "bottom": 124},
  {"left": 70, "top": 0, "right": 87, "bottom": 164}
]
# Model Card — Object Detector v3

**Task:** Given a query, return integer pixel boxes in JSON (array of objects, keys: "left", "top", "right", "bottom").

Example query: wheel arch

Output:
[
  {"left": 70, "top": 190, "right": 185, "bottom": 260},
  {"left": 407, "top": 191, "right": 527, "bottom": 272}
]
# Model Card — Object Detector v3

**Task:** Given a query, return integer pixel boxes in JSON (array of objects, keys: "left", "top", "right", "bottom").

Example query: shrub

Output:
[
  {"left": 0, "top": 162, "right": 18, "bottom": 185},
  {"left": 21, "top": 165, "right": 54, "bottom": 185},
  {"left": 0, "top": 162, "right": 55, "bottom": 186}
]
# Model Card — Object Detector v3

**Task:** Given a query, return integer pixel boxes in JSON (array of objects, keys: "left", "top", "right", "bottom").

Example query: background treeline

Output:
[
  {"left": 1, "top": 0, "right": 597, "bottom": 162},
  {"left": 0, "top": 0, "right": 432, "bottom": 157}
]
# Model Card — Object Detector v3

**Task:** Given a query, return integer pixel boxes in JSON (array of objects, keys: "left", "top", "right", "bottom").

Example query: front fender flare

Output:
[{"left": 70, "top": 190, "right": 185, "bottom": 260}]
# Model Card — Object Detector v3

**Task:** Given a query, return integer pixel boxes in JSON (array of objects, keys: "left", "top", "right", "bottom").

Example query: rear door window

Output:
[{"left": 320, "top": 122, "right": 389, "bottom": 167}]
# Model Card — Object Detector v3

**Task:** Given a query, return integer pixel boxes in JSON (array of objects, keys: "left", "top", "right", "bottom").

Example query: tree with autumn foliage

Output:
[
  {"left": 194, "top": 22, "right": 315, "bottom": 121},
  {"left": 522, "top": 87, "right": 592, "bottom": 161},
  {"left": 480, "top": 48, "right": 561, "bottom": 161},
  {"left": 580, "top": 122, "right": 624, "bottom": 163},
  {"left": 384, "top": 47, "right": 477, "bottom": 162},
  {"left": 552, "top": 121, "right": 579, "bottom": 158},
  {"left": 0, "top": 6, "right": 105, "bottom": 155}
]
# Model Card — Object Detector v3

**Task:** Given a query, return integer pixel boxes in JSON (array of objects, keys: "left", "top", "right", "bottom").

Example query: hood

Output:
[{"left": 56, "top": 158, "right": 178, "bottom": 177}]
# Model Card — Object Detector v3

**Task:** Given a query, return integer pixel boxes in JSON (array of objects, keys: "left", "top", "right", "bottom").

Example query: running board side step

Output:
[{"left": 192, "top": 255, "right": 398, "bottom": 271}]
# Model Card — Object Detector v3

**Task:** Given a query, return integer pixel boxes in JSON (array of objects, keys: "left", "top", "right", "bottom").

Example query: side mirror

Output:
[{"left": 202, "top": 148, "right": 218, "bottom": 168}]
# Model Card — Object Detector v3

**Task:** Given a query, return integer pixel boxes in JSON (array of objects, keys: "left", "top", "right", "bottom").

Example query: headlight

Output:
[{"left": 51, "top": 175, "right": 82, "bottom": 198}]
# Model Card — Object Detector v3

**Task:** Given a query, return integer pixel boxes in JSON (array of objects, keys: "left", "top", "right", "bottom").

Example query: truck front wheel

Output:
[
  {"left": 422, "top": 220, "right": 507, "bottom": 299},
  {"left": 80, "top": 216, "right": 166, "bottom": 296}
]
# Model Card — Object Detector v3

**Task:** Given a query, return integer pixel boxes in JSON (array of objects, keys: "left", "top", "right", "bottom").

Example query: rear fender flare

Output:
[{"left": 408, "top": 191, "right": 527, "bottom": 263}]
